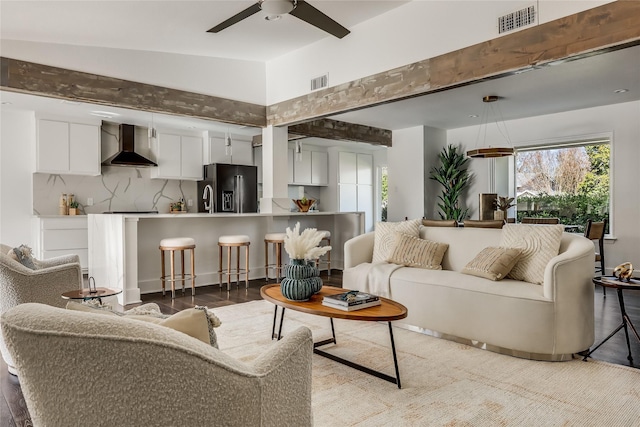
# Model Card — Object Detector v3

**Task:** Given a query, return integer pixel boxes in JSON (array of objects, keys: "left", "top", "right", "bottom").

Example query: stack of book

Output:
[{"left": 322, "top": 291, "right": 381, "bottom": 311}]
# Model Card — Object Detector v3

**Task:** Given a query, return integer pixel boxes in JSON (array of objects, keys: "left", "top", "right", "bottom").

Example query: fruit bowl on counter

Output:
[{"left": 293, "top": 198, "right": 316, "bottom": 212}]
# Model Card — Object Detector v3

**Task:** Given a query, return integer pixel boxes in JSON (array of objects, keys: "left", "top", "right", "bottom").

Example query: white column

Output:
[{"left": 260, "top": 125, "right": 290, "bottom": 213}]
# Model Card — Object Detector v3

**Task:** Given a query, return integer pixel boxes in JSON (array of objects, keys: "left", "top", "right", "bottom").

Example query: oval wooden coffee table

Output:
[{"left": 261, "top": 284, "right": 408, "bottom": 388}]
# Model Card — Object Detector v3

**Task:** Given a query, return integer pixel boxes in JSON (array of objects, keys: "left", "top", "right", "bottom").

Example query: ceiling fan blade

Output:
[
  {"left": 207, "top": 3, "right": 262, "bottom": 33},
  {"left": 289, "top": 1, "right": 350, "bottom": 39}
]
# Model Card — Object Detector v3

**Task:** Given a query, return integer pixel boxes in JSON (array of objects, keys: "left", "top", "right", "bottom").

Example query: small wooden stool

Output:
[
  {"left": 316, "top": 230, "right": 331, "bottom": 276},
  {"left": 218, "top": 235, "right": 250, "bottom": 291},
  {"left": 159, "top": 237, "right": 196, "bottom": 299},
  {"left": 264, "top": 232, "right": 286, "bottom": 282}
]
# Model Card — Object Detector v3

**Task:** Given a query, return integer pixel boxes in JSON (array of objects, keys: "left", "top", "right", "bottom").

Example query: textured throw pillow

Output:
[
  {"left": 7, "top": 245, "right": 37, "bottom": 270},
  {"left": 372, "top": 219, "right": 422, "bottom": 263},
  {"left": 386, "top": 232, "right": 449, "bottom": 270},
  {"left": 500, "top": 224, "right": 564, "bottom": 285},
  {"left": 66, "top": 302, "right": 221, "bottom": 348},
  {"left": 461, "top": 247, "right": 523, "bottom": 281}
]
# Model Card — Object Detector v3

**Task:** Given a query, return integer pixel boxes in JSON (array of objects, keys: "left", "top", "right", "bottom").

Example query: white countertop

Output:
[{"left": 86, "top": 211, "right": 362, "bottom": 218}]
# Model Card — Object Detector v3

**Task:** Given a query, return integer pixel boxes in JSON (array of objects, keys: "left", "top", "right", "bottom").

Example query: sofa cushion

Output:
[
  {"left": 66, "top": 301, "right": 220, "bottom": 348},
  {"left": 7, "top": 245, "right": 37, "bottom": 270},
  {"left": 372, "top": 219, "right": 421, "bottom": 263},
  {"left": 387, "top": 232, "right": 448, "bottom": 270},
  {"left": 461, "top": 247, "right": 522, "bottom": 281},
  {"left": 500, "top": 224, "right": 564, "bottom": 285}
]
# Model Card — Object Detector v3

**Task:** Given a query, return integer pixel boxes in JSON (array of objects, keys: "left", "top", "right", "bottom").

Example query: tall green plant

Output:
[{"left": 429, "top": 145, "right": 471, "bottom": 221}]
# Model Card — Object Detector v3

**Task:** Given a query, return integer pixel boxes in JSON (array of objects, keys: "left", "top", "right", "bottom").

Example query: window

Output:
[
  {"left": 515, "top": 138, "right": 610, "bottom": 233},
  {"left": 380, "top": 166, "right": 388, "bottom": 222}
]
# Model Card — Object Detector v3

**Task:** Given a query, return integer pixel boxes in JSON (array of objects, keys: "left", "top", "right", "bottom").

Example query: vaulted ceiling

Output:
[{"left": 1, "top": 1, "right": 639, "bottom": 137}]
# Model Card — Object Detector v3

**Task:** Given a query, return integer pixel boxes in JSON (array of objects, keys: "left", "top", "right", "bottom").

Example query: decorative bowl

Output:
[{"left": 293, "top": 199, "right": 316, "bottom": 212}]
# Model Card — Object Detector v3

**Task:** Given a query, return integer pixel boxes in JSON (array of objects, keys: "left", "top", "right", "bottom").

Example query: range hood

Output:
[{"left": 102, "top": 124, "right": 157, "bottom": 167}]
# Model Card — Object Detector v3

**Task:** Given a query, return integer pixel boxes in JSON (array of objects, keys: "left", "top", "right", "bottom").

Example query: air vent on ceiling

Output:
[
  {"left": 310, "top": 73, "right": 329, "bottom": 92},
  {"left": 498, "top": 5, "right": 536, "bottom": 34}
]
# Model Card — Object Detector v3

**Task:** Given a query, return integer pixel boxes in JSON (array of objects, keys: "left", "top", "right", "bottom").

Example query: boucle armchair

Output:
[
  {"left": 0, "top": 244, "right": 82, "bottom": 374},
  {"left": 1, "top": 303, "right": 314, "bottom": 427}
]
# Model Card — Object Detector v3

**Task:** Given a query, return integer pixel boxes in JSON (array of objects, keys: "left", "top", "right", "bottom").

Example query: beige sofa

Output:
[
  {"left": 343, "top": 226, "right": 595, "bottom": 360},
  {"left": 1, "top": 303, "right": 313, "bottom": 427}
]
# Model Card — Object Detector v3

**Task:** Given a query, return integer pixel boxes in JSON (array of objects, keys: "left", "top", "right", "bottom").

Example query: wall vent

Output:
[
  {"left": 498, "top": 5, "right": 536, "bottom": 34},
  {"left": 310, "top": 73, "right": 328, "bottom": 91}
]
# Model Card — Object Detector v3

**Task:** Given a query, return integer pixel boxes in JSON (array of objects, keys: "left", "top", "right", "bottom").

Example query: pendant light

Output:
[
  {"left": 148, "top": 112, "right": 157, "bottom": 148},
  {"left": 466, "top": 95, "right": 515, "bottom": 158},
  {"left": 295, "top": 140, "right": 303, "bottom": 162},
  {"left": 225, "top": 130, "right": 233, "bottom": 157}
]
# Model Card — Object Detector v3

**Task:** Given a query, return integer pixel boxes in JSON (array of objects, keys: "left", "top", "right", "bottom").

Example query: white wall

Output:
[
  {"left": 265, "top": 0, "right": 613, "bottom": 104},
  {"left": 446, "top": 101, "right": 640, "bottom": 272},
  {"left": 388, "top": 126, "right": 426, "bottom": 221},
  {"left": 0, "top": 110, "right": 35, "bottom": 246},
  {"left": 0, "top": 40, "right": 266, "bottom": 105},
  {"left": 423, "top": 127, "right": 448, "bottom": 220}
]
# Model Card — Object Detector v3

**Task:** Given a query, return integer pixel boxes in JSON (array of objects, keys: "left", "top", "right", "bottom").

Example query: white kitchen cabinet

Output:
[
  {"left": 208, "top": 136, "right": 253, "bottom": 165},
  {"left": 357, "top": 153, "right": 373, "bottom": 185},
  {"left": 32, "top": 216, "right": 88, "bottom": 272},
  {"left": 293, "top": 150, "right": 312, "bottom": 184},
  {"left": 288, "top": 148, "right": 295, "bottom": 184},
  {"left": 338, "top": 151, "right": 375, "bottom": 231},
  {"left": 254, "top": 146, "right": 263, "bottom": 184},
  {"left": 338, "top": 152, "right": 358, "bottom": 184},
  {"left": 151, "top": 132, "right": 203, "bottom": 180},
  {"left": 311, "top": 151, "right": 328, "bottom": 185},
  {"left": 289, "top": 149, "right": 328, "bottom": 186},
  {"left": 36, "top": 118, "right": 101, "bottom": 176}
]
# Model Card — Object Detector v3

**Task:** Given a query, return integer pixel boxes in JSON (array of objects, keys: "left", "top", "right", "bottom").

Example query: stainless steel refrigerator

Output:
[{"left": 197, "top": 164, "right": 258, "bottom": 213}]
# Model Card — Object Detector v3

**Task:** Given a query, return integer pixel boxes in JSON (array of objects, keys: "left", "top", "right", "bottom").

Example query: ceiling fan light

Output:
[
  {"left": 260, "top": 0, "right": 295, "bottom": 15},
  {"left": 264, "top": 14, "right": 282, "bottom": 21}
]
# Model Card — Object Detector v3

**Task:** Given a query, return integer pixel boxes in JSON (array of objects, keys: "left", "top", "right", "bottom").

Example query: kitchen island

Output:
[{"left": 88, "top": 212, "right": 364, "bottom": 305}]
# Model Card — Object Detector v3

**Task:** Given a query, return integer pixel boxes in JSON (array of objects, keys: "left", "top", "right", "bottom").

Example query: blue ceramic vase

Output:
[{"left": 281, "top": 259, "right": 322, "bottom": 301}]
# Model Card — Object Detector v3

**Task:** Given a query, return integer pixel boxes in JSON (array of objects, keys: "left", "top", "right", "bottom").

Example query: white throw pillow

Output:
[
  {"left": 387, "top": 232, "right": 448, "bottom": 270},
  {"left": 372, "top": 219, "right": 421, "bottom": 263},
  {"left": 500, "top": 224, "right": 564, "bottom": 285}
]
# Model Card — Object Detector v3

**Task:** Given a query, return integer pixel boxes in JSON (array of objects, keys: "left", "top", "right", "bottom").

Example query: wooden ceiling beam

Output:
[
  {"left": 0, "top": 57, "right": 266, "bottom": 128},
  {"left": 251, "top": 119, "right": 391, "bottom": 147},
  {"left": 266, "top": 0, "right": 640, "bottom": 126},
  {"left": 288, "top": 119, "right": 391, "bottom": 147}
]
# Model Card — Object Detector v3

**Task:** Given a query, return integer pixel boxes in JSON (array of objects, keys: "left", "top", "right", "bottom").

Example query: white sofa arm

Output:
[
  {"left": 542, "top": 234, "right": 595, "bottom": 353},
  {"left": 344, "top": 232, "right": 375, "bottom": 269}
]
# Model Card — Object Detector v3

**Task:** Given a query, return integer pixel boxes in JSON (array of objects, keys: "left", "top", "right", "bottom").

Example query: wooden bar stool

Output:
[
  {"left": 315, "top": 230, "right": 331, "bottom": 276},
  {"left": 264, "top": 232, "right": 286, "bottom": 282},
  {"left": 159, "top": 237, "right": 196, "bottom": 299},
  {"left": 218, "top": 235, "right": 250, "bottom": 291}
]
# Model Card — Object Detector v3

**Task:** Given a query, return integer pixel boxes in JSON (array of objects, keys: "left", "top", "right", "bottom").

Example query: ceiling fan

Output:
[{"left": 207, "top": 0, "right": 350, "bottom": 39}]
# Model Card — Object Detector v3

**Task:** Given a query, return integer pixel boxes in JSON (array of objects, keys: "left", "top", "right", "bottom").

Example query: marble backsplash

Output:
[{"left": 33, "top": 167, "right": 197, "bottom": 215}]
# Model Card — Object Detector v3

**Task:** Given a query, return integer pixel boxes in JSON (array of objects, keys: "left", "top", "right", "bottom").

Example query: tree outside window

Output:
[{"left": 516, "top": 142, "right": 610, "bottom": 233}]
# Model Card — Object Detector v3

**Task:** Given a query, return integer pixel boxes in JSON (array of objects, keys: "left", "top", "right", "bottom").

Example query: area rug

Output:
[{"left": 213, "top": 300, "right": 640, "bottom": 426}]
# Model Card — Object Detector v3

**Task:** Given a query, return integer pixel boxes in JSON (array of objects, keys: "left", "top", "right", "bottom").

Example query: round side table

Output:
[
  {"left": 583, "top": 276, "right": 640, "bottom": 362},
  {"left": 61, "top": 288, "right": 122, "bottom": 305}
]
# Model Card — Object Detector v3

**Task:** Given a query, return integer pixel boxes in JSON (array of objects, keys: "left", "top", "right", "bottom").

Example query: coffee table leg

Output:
[
  {"left": 271, "top": 306, "right": 278, "bottom": 340},
  {"left": 388, "top": 322, "right": 401, "bottom": 389},
  {"left": 270, "top": 306, "right": 286, "bottom": 341},
  {"left": 277, "top": 307, "right": 286, "bottom": 341},
  {"left": 314, "top": 321, "right": 402, "bottom": 388}
]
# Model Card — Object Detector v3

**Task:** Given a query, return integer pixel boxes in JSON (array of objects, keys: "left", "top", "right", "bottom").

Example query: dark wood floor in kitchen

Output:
[{"left": 2, "top": 273, "right": 640, "bottom": 426}]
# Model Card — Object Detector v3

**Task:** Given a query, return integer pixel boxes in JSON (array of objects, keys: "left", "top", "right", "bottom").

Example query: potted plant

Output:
[
  {"left": 495, "top": 196, "right": 515, "bottom": 221},
  {"left": 68, "top": 201, "right": 79, "bottom": 215},
  {"left": 429, "top": 145, "right": 472, "bottom": 222},
  {"left": 170, "top": 202, "right": 183, "bottom": 213}
]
